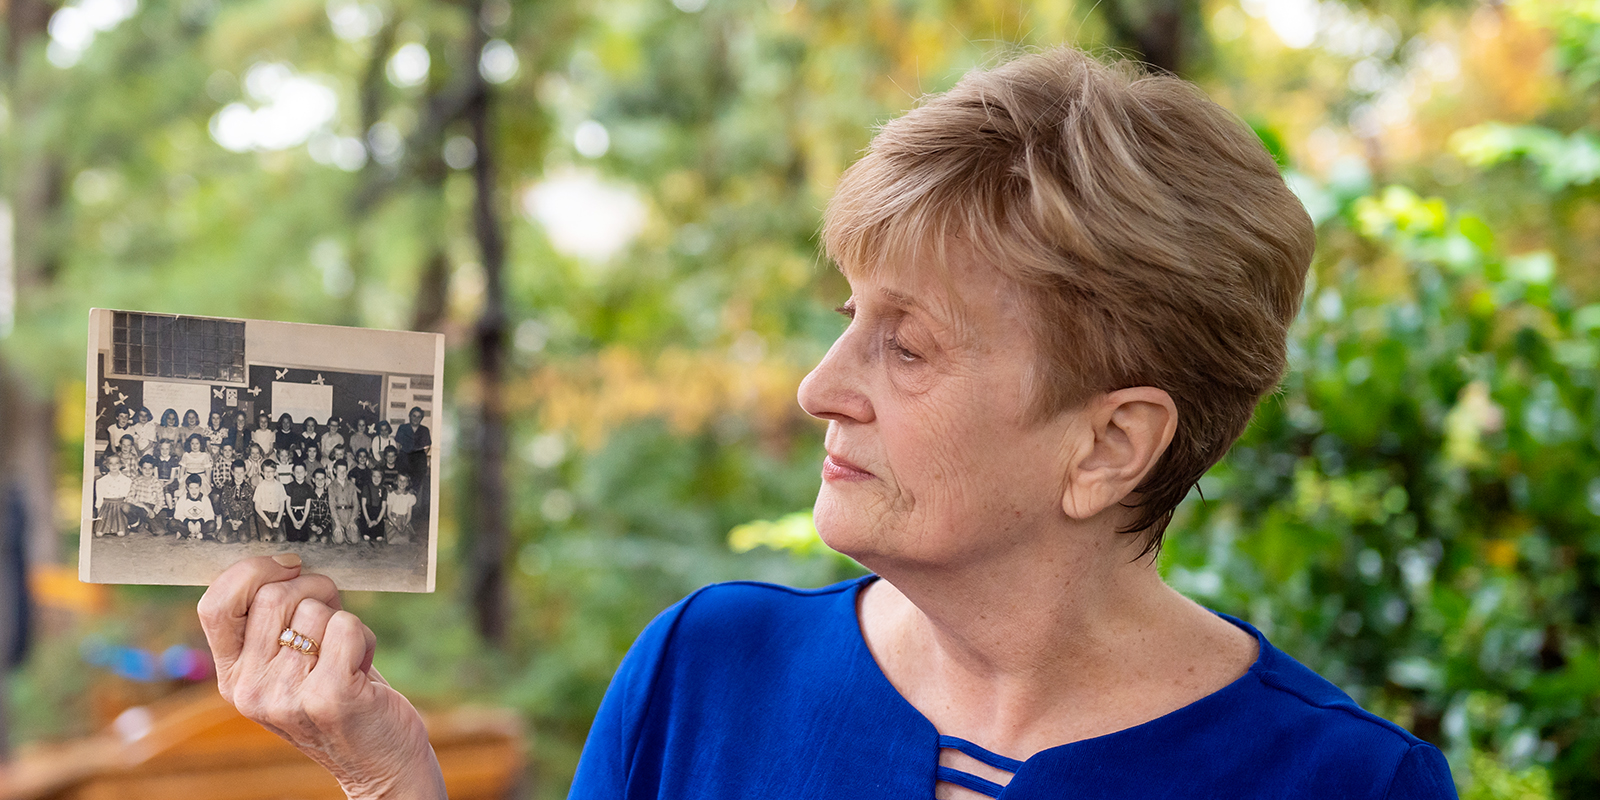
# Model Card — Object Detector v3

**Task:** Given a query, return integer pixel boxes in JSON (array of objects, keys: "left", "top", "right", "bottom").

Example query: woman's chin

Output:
[
  {"left": 812, "top": 502, "right": 925, "bottom": 571},
  {"left": 811, "top": 501, "right": 878, "bottom": 562}
]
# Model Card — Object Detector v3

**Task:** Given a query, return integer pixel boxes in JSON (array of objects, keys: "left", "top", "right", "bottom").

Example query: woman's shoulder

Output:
[
  {"left": 1240, "top": 621, "right": 1430, "bottom": 753},
  {"left": 573, "top": 575, "right": 926, "bottom": 800},
  {"left": 1148, "top": 614, "right": 1457, "bottom": 798},
  {"left": 668, "top": 577, "right": 868, "bottom": 638},
  {"left": 682, "top": 575, "right": 868, "bottom": 605},
  {"left": 621, "top": 577, "right": 869, "bottom": 676},
  {"left": 1004, "top": 616, "right": 1456, "bottom": 798},
  {"left": 607, "top": 577, "right": 871, "bottom": 704}
]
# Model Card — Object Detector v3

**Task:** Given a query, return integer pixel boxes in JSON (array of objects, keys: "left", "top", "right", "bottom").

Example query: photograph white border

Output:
[{"left": 79, "top": 309, "right": 444, "bottom": 592}]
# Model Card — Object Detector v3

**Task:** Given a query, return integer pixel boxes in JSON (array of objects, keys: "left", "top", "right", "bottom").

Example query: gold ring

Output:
[{"left": 278, "top": 627, "right": 320, "bottom": 656}]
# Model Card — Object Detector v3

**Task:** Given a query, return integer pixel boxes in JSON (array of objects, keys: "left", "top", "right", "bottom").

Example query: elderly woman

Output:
[{"left": 198, "top": 48, "right": 1456, "bottom": 800}]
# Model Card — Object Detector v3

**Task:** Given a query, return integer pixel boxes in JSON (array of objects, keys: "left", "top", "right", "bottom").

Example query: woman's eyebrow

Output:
[
  {"left": 877, "top": 287, "right": 963, "bottom": 330},
  {"left": 877, "top": 288, "right": 923, "bottom": 311}
]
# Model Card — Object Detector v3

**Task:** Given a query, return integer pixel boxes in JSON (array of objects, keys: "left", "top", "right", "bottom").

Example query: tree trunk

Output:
[
  {"left": 464, "top": 3, "right": 510, "bottom": 646},
  {"left": 1100, "top": 0, "right": 1195, "bottom": 77},
  {"left": 412, "top": 249, "right": 452, "bottom": 333},
  {"left": 411, "top": 147, "right": 452, "bottom": 333}
]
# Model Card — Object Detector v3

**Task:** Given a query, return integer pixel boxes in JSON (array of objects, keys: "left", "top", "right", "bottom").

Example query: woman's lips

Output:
[{"left": 822, "top": 454, "right": 873, "bottom": 481}]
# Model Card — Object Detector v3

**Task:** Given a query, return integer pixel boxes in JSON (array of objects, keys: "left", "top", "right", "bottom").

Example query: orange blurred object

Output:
[
  {"left": 0, "top": 686, "right": 525, "bottom": 800},
  {"left": 28, "top": 566, "right": 109, "bottom": 616}
]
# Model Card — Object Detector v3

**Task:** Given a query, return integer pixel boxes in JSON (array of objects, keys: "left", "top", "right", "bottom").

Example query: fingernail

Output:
[{"left": 272, "top": 554, "right": 302, "bottom": 569}]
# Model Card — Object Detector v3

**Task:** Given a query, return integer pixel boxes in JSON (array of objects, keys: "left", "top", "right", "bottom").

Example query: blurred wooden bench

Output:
[{"left": 1, "top": 685, "right": 524, "bottom": 800}]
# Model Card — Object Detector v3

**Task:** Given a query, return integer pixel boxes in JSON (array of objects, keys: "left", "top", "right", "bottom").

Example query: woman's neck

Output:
[{"left": 857, "top": 522, "right": 1254, "bottom": 759}]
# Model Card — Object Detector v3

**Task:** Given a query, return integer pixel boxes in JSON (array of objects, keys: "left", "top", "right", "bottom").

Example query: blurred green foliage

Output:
[{"left": 6, "top": 0, "right": 1600, "bottom": 798}]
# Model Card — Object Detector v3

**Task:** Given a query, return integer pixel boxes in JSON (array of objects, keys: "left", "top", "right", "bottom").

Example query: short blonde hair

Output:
[{"left": 823, "top": 47, "right": 1315, "bottom": 553}]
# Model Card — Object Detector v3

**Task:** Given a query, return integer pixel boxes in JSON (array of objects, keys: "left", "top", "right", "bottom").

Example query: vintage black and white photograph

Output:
[{"left": 78, "top": 309, "right": 443, "bottom": 592}]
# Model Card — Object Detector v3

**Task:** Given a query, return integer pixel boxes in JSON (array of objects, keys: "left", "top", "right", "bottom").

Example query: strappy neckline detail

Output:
[
  {"left": 936, "top": 735, "right": 1025, "bottom": 797},
  {"left": 939, "top": 735, "right": 1026, "bottom": 772}
]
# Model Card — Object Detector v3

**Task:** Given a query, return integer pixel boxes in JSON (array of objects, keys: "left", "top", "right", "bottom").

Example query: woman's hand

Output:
[{"left": 197, "top": 556, "right": 447, "bottom": 800}]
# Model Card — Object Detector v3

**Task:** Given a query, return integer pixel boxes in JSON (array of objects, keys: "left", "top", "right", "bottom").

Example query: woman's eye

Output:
[{"left": 886, "top": 336, "right": 920, "bottom": 362}]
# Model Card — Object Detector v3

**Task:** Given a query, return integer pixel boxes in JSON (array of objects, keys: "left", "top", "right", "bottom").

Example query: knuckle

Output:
[
  {"left": 254, "top": 582, "right": 291, "bottom": 609},
  {"left": 304, "top": 573, "right": 337, "bottom": 595},
  {"left": 294, "top": 596, "right": 328, "bottom": 618},
  {"left": 327, "top": 610, "right": 364, "bottom": 637},
  {"left": 196, "top": 593, "right": 227, "bottom": 626},
  {"left": 307, "top": 575, "right": 343, "bottom": 608}
]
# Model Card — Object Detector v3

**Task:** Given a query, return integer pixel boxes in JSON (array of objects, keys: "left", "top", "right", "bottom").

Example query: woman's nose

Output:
[{"left": 797, "top": 334, "right": 874, "bottom": 424}]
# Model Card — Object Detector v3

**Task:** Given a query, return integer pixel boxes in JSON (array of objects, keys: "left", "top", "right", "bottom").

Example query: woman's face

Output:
[
  {"left": 163, "top": 410, "right": 179, "bottom": 426},
  {"left": 184, "top": 410, "right": 200, "bottom": 427},
  {"left": 796, "top": 254, "right": 1078, "bottom": 568},
  {"left": 210, "top": 412, "right": 222, "bottom": 427}
]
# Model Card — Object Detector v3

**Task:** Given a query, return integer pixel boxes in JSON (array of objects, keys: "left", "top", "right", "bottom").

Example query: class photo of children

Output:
[{"left": 80, "top": 309, "right": 445, "bottom": 592}]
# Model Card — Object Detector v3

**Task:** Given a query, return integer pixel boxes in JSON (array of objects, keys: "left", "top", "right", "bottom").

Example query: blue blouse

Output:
[{"left": 569, "top": 576, "right": 1459, "bottom": 799}]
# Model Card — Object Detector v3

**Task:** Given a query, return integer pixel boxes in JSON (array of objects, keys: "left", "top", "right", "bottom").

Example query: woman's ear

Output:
[{"left": 1060, "top": 387, "right": 1177, "bottom": 522}]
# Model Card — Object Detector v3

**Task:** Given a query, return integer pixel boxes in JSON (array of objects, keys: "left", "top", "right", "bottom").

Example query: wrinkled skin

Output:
[{"left": 197, "top": 556, "right": 446, "bottom": 799}]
